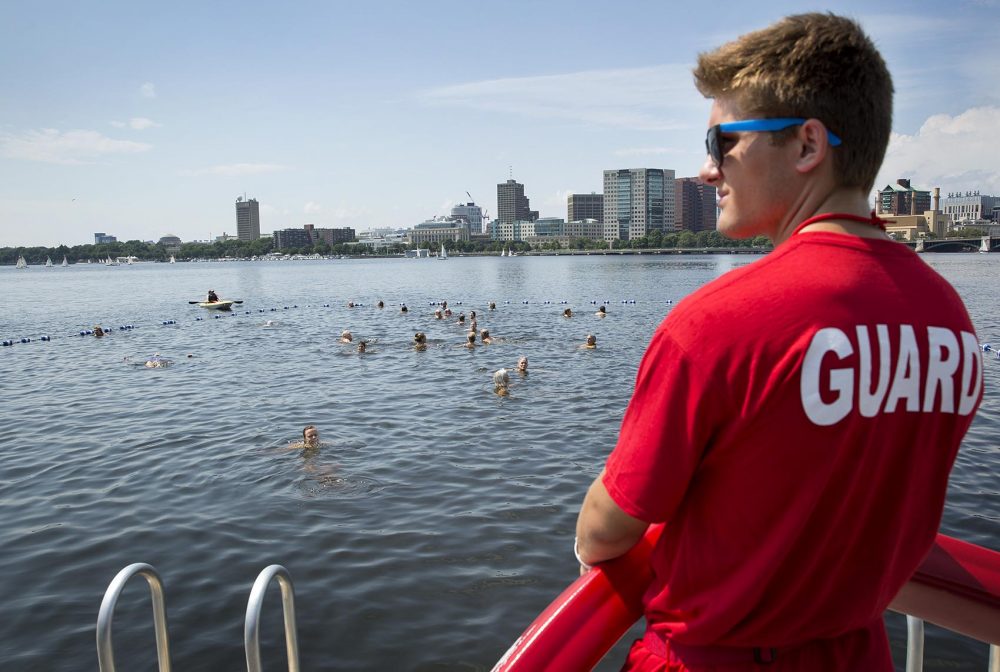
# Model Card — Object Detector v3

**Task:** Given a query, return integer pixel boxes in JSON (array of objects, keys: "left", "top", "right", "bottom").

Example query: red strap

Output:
[{"left": 792, "top": 210, "right": 886, "bottom": 237}]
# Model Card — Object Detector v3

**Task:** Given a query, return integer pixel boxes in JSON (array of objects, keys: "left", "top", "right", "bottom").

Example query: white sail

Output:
[
  {"left": 16, "top": 255, "right": 27, "bottom": 269},
  {"left": 439, "top": 243, "right": 448, "bottom": 260},
  {"left": 169, "top": 255, "right": 176, "bottom": 264},
  {"left": 45, "top": 256, "right": 53, "bottom": 267},
  {"left": 61, "top": 256, "right": 68, "bottom": 267}
]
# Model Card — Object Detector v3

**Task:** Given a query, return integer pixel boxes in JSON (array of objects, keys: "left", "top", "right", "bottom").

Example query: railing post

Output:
[
  {"left": 905, "top": 615, "right": 924, "bottom": 672},
  {"left": 96, "top": 563, "right": 172, "bottom": 672},
  {"left": 989, "top": 644, "right": 999, "bottom": 672},
  {"left": 245, "top": 565, "right": 301, "bottom": 672}
]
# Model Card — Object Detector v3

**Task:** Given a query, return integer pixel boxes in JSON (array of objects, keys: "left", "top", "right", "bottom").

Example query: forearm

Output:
[{"left": 575, "top": 470, "right": 649, "bottom": 566}]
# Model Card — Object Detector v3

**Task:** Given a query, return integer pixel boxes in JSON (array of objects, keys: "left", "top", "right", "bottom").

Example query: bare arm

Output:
[{"left": 575, "top": 468, "right": 649, "bottom": 569}]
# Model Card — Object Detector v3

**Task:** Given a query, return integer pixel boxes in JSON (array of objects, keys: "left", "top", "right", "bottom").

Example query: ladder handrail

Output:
[
  {"left": 96, "top": 562, "right": 172, "bottom": 672},
  {"left": 244, "top": 564, "right": 301, "bottom": 672}
]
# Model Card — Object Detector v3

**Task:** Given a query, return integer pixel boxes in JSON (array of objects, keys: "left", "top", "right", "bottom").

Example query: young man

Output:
[{"left": 575, "top": 13, "right": 983, "bottom": 671}]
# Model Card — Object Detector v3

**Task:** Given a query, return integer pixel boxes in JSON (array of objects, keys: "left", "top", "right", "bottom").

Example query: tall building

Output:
[
  {"left": 568, "top": 193, "right": 603, "bottom": 223},
  {"left": 497, "top": 179, "right": 538, "bottom": 225},
  {"left": 235, "top": 196, "right": 261, "bottom": 241},
  {"left": 877, "top": 179, "right": 930, "bottom": 216},
  {"left": 94, "top": 232, "right": 117, "bottom": 244},
  {"left": 941, "top": 190, "right": 998, "bottom": 225},
  {"left": 602, "top": 168, "right": 676, "bottom": 241},
  {"left": 674, "top": 178, "right": 717, "bottom": 232},
  {"left": 451, "top": 202, "right": 483, "bottom": 234}
]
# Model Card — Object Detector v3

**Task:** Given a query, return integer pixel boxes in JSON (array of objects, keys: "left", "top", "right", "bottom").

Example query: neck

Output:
[{"left": 772, "top": 188, "right": 880, "bottom": 246}]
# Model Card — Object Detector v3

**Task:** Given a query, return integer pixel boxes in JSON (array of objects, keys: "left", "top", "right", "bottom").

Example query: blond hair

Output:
[{"left": 693, "top": 13, "right": 892, "bottom": 191}]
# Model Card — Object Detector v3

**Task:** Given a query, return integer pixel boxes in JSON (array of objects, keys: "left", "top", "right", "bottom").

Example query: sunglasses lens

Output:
[{"left": 706, "top": 126, "right": 722, "bottom": 167}]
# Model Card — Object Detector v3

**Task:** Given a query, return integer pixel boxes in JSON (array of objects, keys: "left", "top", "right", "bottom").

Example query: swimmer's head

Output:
[
  {"left": 341, "top": 330, "right": 352, "bottom": 342},
  {"left": 303, "top": 425, "right": 319, "bottom": 447},
  {"left": 435, "top": 309, "right": 443, "bottom": 319},
  {"left": 586, "top": 334, "right": 597, "bottom": 346},
  {"left": 467, "top": 331, "right": 476, "bottom": 344},
  {"left": 493, "top": 368, "right": 510, "bottom": 390},
  {"left": 489, "top": 302, "right": 496, "bottom": 310},
  {"left": 357, "top": 341, "right": 367, "bottom": 353},
  {"left": 517, "top": 356, "right": 528, "bottom": 372},
  {"left": 563, "top": 308, "right": 573, "bottom": 317},
  {"left": 377, "top": 300, "right": 384, "bottom": 308},
  {"left": 480, "top": 329, "right": 489, "bottom": 339},
  {"left": 458, "top": 313, "right": 465, "bottom": 323},
  {"left": 414, "top": 331, "right": 426, "bottom": 344},
  {"left": 470, "top": 311, "right": 477, "bottom": 319},
  {"left": 598, "top": 305, "right": 606, "bottom": 314}
]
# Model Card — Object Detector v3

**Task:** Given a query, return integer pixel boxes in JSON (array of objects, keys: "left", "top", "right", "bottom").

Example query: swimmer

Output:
[
  {"left": 470, "top": 310, "right": 477, "bottom": 321},
  {"left": 413, "top": 332, "right": 427, "bottom": 351},
  {"left": 340, "top": 330, "right": 353, "bottom": 343},
  {"left": 517, "top": 356, "right": 528, "bottom": 374},
  {"left": 377, "top": 300, "right": 384, "bottom": 309},
  {"left": 470, "top": 318, "right": 478, "bottom": 334},
  {"left": 347, "top": 301, "right": 355, "bottom": 308},
  {"left": 596, "top": 305, "right": 607, "bottom": 317},
  {"left": 465, "top": 331, "right": 477, "bottom": 348},
  {"left": 93, "top": 325, "right": 105, "bottom": 338},
  {"left": 144, "top": 353, "right": 170, "bottom": 368},
  {"left": 434, "top": 309, "right": 443, "bottom": 320},
  {"left": 489, "top": 301, "right": 496, "bottom": 311},
  {"left": 401, "top": 304, "right": 408, "bottom": 313},
  {"left": 303, "top": 425, "right": 320, "bottom": 449},
  {"left": 563, "top": 308, "right": 573, "bottom": 318},
  {"left": 457, "top": 313, "right": 466, "bottom": 324},
  {"left": 581, "top": 334, "right": 597, "bottom": 349},
  {"left": 442, "top": 300, "right": 448, "bottom": 310},
  {"left": 493, "top": 368, "right": 510, "bottom": 396},
  {"left": 480, "top": 329, "right": 493, "bottom": 345},
  {"left": 357, "top": 341, "right": 367, "bottom": 354}
]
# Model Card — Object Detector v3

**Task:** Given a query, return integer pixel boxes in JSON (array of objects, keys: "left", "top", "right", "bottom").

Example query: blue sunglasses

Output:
[{"left": 706, "top": 118, "right": 842, "bottom": 168}]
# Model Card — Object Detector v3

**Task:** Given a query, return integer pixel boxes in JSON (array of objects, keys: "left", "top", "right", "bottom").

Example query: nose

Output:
[{"left": 699, "top": 154, "right": 720, "bottom": 184}]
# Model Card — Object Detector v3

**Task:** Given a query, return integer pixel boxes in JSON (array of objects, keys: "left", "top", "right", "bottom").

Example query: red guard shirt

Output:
[{"left": 603, "top": 232, "right": 982, "bottom": 657}]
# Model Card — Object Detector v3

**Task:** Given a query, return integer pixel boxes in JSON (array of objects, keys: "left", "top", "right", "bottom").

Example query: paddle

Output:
[{"left": 188, "top": 299, "right": 244, "bottom": 304}]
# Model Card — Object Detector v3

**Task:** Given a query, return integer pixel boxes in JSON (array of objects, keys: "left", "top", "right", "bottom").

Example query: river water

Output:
[{"left": 0, "top": 254, "right": 997, "bottom": 671}]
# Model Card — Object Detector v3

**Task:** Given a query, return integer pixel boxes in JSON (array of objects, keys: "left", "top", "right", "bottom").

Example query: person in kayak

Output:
[
  {"left": 574, "top": 13, "right": 982, "bottom": 672},
  {"left": 206, "top": 289, "right": 219, "bottom": 303}
]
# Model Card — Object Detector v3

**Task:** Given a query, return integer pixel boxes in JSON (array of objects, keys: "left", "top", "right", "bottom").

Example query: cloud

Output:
[
  {"left": 0, "top": 128, "right": 152, "bottom": 164},
  {"left": 876, "top": 106, "right": 1000, "bottom": 194},
  {"left": 140, "top": 82, "right": 156, "bottom": 98},
  {"left": 304, "top": 201, "right": 322, "bottom": 214},
  {"left": 111, "top": 117, "right": 161, "bottom": 130},
  {"left": 420, "top": 64, "right": 701, "bottom": 131},
  {"left": 180, "top": 163, "right": 291, "bottom": 176}
]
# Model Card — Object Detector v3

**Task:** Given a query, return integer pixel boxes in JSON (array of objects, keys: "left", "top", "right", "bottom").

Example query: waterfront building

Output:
[
  {"left": 491, "top": 219, "right": 535, "bottom": 242},
  {"left": 565, "top": 219, "right": 604, "bottom": 240},
  {"left": 451, "top": 202, "right": 484, "bottom": 234},
  {"left": 941, "top": 190, "right": 999, "bottom": 226},
  {"left": 878, "top": 187, "right": 949, "bottom": 240},
  {"left": 273, "top": 227, "right": 313, "bottom": 250},
  {"left": 408, "top": 217, "right": 470, "bottom": 246},
  {"left": 314, "top": 227, "right": 356, "bottom": 245},
  {"left": 235, "top": 196, "right": 261, "bottom": 241},
  {"left": 158, "top": 235, "right": 182, "bottom": 254},
  {"left": 602, "top": 168, "right": 676, "bottom": 242},
  {"left": 568, "top": 193, "right": 603, "bottom": 224},
  {"left": 497, "top": 179, "right": 538, "bottom": 225},
  {"left": 94, "top": 232, "right": 117, "bottom": 244},
  {"left": 215, "top": 232, "right": 239, "bottom": 242},
  {"left": 674, "top": 177, "right": 717, "bottom": 232},
  {"left": 877, "top": 179, "right": 931, "bottom": 216}
]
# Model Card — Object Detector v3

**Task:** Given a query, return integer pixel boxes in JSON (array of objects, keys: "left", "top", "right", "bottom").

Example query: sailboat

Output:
[
  {"left": 45, "top": 256, "right": 53, "bottom": 267},
  {"left": 438, "top": 243, "right": 448, "bottom": 260},
  {"left": 169, "top": 255, "right": 176, "bottom": 264},
  {"left": 16, "top": 254, "right": 27, "bottom": 269},
  {"left": 61, "top": 256, "right": 68, "bottom": 267}
]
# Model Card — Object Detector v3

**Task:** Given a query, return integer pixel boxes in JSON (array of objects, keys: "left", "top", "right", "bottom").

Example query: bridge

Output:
[{"left": 904, "top": 236, "right": 999, "bottom": 253}]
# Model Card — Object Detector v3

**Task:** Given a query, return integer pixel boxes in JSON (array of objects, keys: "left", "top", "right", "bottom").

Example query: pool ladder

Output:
[{"left": 96, "top": 563, "right": 300, "bottom": 672}]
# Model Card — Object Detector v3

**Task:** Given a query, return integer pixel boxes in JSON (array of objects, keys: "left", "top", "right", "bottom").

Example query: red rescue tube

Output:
[{"left": 492, "top": 525, "right": 663, "bottom": 672}]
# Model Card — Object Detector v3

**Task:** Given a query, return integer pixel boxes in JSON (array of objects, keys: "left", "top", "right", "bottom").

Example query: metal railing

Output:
[
  {"left": 244, "top": 564, "right": 301, "bottom": 672},
  {"left": 96, "top": 562, "right": 172, "bottom": 672}
]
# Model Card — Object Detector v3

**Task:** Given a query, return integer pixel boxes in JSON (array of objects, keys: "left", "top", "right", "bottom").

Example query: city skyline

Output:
[{"left": 1, "top": 0, "right": 998, "bottom": 247}]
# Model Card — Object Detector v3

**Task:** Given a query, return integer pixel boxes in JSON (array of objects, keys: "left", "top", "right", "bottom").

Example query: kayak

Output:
[{"left": 198, "top": 300, "right": 235, "bottom": 311}]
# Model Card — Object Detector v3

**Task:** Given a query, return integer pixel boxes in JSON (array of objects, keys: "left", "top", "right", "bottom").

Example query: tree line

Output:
[{"left": 2, "top": 230, "right": 773, "bottom": 265}]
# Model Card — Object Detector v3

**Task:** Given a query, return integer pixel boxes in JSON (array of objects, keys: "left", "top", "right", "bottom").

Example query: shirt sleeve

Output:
[{"left": 603, "top": 326, "right": 719, "bottom": 523}]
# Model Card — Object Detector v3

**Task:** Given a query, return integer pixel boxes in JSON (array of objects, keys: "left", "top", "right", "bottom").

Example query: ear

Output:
[{"left": 793, "top": 118, "right": 831, "bottom": 175}]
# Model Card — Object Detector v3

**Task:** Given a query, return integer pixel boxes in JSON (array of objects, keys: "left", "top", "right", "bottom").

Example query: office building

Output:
[
  {"left": 314, "top": 227, "right": 356, "bottom": 245},
  {"left": 451, "top": 202, "right": 484, "bottom": 234},
  {"left": 602, "top": 168, "right": 676, "bottom": 241},
  {"left": 497, "top": 179, "right": 538, "bottom": 225},
  {"left": 158, "top": 235, "right": 182, "bottom": 254},
  {"left": 94, "top": 232, "right": 117, "bottom": 244},
  {"left": 877, "top": 179, "right": 931, "bottom": 216},
  {"left": 273, "top": 227, "right": 313, "bottom": 250},
  {"left": 941, "top": 190, "right": 998, "bottom": 225},
  {"left": 568, "top": 193, "right": 604, "bottom": 223},
  {"left": 674, "top": 178, "right": 717, "bottom": 232},
  {"left": 235, "top": 196, "right": 261, "bottom": 241},
  {"left": 408, "top": 218, "right": 470, "bottom": 246}
]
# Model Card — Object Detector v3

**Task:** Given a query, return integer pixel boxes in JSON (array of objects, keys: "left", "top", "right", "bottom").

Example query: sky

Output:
[{"left": 1, "top": 0, "right": 998, "bottom": 247}]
